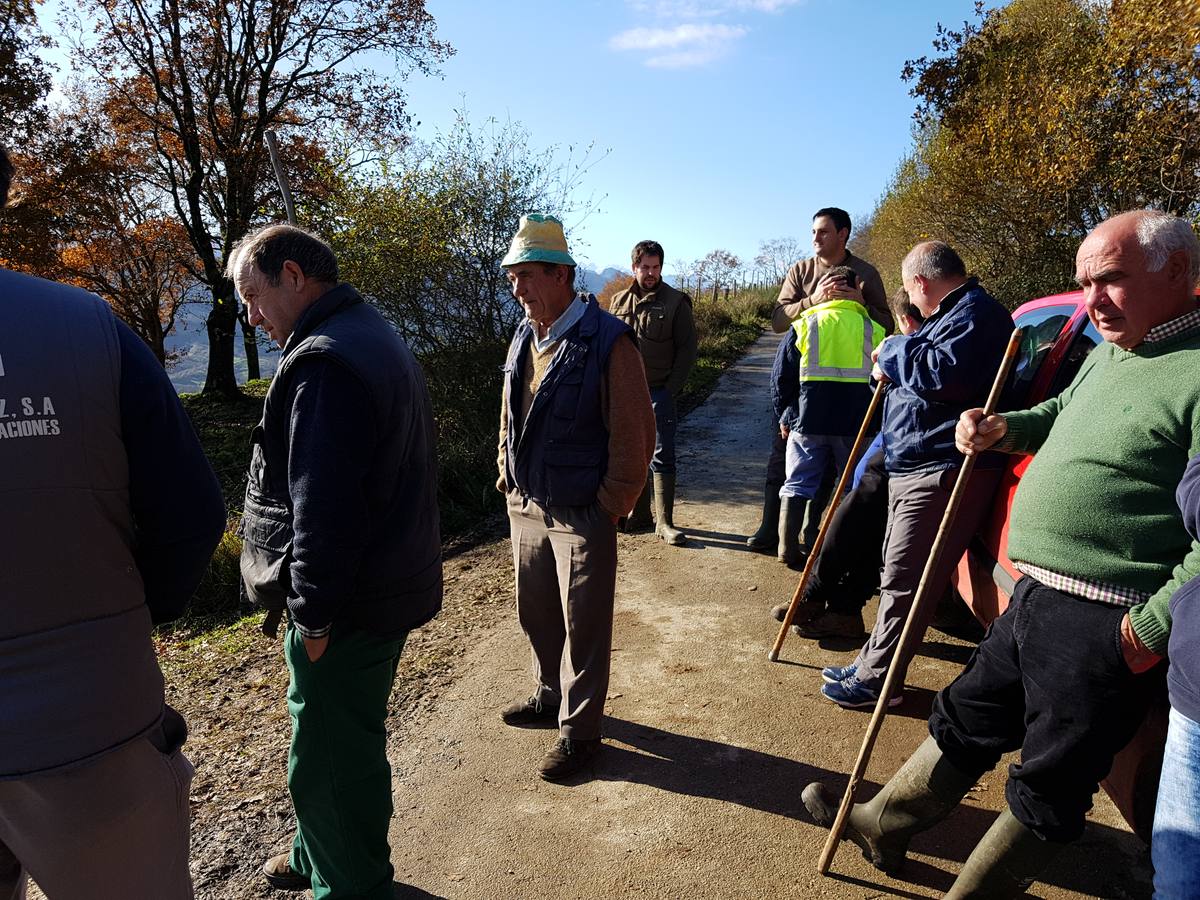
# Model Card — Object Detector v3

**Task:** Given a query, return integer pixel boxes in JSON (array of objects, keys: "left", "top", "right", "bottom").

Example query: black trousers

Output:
[
  {"left": 804, "top": 446, "right": 888, "bottom": 615},
  {"left": 929, "top": 577, "right": 1155, "bottom": 842}
]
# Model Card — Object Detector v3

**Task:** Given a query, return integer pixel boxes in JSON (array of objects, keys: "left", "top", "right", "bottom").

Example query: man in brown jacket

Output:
[
  {"left": 608, "top": 240, "right": 698, "bottom": 545},
  {"left": 495, "top": 215, "right": 656, "bottom": 781},
  {"left": 748, "top": 207, "right": 893, "bottom": 554}
]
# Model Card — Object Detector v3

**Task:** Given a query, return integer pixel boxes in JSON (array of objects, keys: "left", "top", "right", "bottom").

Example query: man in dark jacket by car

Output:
[
  {"left": 230, "top": 224, "right": 442, "bottom": 900},
  {"left": 818, "top": 242, "right": 1012, "bottom": 709},
  {"left": 0, "top": 146, "right": 226, "bottom": 900}
]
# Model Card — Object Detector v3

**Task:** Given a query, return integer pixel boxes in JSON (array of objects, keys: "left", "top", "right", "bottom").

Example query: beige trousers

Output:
[
  {"left": 508, "top": 490, "right": 618, "bottom": 740},
  {"left": 0, "top": 736, "right": 194, "bottom": 900}
]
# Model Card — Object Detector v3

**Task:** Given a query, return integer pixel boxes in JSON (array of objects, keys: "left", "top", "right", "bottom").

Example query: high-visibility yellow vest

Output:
[{"left": 790, "top": 299, "right": 886, "bottom": 384}]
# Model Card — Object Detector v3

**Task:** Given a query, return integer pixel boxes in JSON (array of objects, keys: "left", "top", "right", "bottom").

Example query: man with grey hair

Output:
[
  {"left": 805, "top": 211, "right": 1200, "bottom": 898},
  {"left": 496, "top": 214, "right": 655, "bottom": 781},
  {"left": 230, "top": 223, "right": 442, "bottom": 896},
  {"left": 817, "top": 240, "right": 1012, "bottom": 710}
]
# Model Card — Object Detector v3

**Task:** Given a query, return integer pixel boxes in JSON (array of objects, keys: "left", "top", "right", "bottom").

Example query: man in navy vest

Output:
[
  {"left": 0, "top": 146, "right": 226, "bottom": 899},
  {"left": 229, "top": 224, "right": 441, "bottom": 898},
  {"left": 496, "top": 214, "right": 656, "bottom": 781}
]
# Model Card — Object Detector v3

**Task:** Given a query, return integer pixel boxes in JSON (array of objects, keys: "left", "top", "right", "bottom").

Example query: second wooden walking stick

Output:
[
  {"left": 768, "top": 379, "right": 887, "bottom": 663},
  {"left": 816, "top": 326, "right": 1022, "bottom": 876}
]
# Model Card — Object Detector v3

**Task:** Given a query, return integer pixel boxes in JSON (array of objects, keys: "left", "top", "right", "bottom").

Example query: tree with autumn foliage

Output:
[
  {"left": 58, "top": 0, "right": 452, "bottom": 395},
  {"left": 596, "top": 273, "right": 633, "bottom": 310},
  {"left": 856, "top": 0, "right": 1200, "bottom": 306},
  {"left": 0, "top": 107, "right": 196, "bottom": 364}
]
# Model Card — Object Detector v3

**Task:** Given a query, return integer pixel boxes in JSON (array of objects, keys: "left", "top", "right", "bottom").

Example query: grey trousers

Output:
[
  {"left": 853, "top": 466, "right": 1001, "bottom": 688},
  {"left": 0, "top": 736, "right": 195, "bottom": 900},
  {"left": 508, "top": 490, "right": 618, "bottom": 741}
]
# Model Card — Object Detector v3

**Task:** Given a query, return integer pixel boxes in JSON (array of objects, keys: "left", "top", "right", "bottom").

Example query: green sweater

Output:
[{"left": 1004, "top": 325, "right": 1200, "bottom": 655}]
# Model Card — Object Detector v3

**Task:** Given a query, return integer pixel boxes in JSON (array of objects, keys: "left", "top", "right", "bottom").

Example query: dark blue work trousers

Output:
[{"left": 929, "top": 576, "right": 1156, "bottom": 842}]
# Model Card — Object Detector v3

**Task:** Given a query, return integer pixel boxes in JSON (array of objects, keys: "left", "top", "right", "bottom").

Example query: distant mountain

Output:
[
  {"left": 578, "top": 266, "right": 629, "bottom": 294},
  {"left": 164, "top": 305, "right": 280, "bottom": 395}
]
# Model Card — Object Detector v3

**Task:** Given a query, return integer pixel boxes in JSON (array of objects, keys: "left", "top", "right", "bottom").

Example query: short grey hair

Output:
[
  {"left": 226, "top": 223, "right": 339, "bottom": 285},
  {"left": 901, "top": 241, "right": 966, "bottom": 282},
  {"left": 1134, "top": 210, "right": 1200, "bottom": 283}
]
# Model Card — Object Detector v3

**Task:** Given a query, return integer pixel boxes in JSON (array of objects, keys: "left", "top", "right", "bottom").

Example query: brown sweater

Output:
[
  {"left": 772, "top": 252, "right": 893, "bottom": 335},
  {"left": 496, "top": 333, "right": 656, "bottom": 518}
]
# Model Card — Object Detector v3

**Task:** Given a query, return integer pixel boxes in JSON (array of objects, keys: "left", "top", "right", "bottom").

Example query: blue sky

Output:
[{"left": 405, "top": 0, "right": 990, "bottom": 277}]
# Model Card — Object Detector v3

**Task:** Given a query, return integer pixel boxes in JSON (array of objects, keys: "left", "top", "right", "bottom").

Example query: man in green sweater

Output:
[{"left": 802, "top": 209, "right": 1200, "bottom": 897}]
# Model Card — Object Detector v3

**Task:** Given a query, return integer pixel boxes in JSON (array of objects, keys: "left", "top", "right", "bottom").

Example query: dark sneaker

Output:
[
  {"left": 770, "top": 600, "right": 822, "bottom": 625},
  {"left": 501, "top": 694, "right": 558, "bottom": 727},
  {"left": 821, "top": 662, "right": 858, "bottom": 684},
  {"left": 821, "top": 674, "right": 902, "bottom": 709},
  {"left": 794, "top": 611, "right": 866, "bottom": 639},
  {"left": 262, "top": 853, "right": 310, "bottom": 891},
  {"left": 538, "top": 737, "right": 601, "bottom": 781}
]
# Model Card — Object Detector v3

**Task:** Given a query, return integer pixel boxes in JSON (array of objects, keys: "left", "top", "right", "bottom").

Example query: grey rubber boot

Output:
[
  {"left": 777, "top": 496, "right": 808, "bottom": 568},
  {"left": 801, "top": 468, "right": 834, "bottom": 554},
  {"left": 625, "top": 474, "right": 653, "bottom": 532},
  {"left": 944, "top": 808, "right": 1064, "bottom": 899},
  {"left": 801, "top": 737, "right": 980, "bottom": 875},
  {"left": 746, "top": 482, "right": 783, "bottom": 553},
  {"left": 653, "top": 472, "right": 686, "bottom": 546}
]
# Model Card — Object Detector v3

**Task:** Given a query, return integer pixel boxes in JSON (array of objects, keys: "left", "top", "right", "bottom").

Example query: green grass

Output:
[{"left": 678, "top": 286, "right": 774, "bottom": 415}]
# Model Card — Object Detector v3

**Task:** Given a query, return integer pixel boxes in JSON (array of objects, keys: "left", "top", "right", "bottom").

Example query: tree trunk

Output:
[
  {"left": 203, "top": 290, "right": 240, "bottom": 397},
  {"left": 240, "top": 307, "right": 261, "bottom": 381}
]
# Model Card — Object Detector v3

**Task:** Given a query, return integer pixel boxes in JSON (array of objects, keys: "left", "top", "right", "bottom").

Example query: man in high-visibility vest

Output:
[{"left": 772, "top": 266, "right": 886, "bottom": 575}]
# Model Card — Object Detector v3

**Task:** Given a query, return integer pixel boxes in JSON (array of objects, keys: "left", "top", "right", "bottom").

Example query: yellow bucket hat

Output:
[{"left": 501, "top": 213, "right": 576, "bottom": 268}]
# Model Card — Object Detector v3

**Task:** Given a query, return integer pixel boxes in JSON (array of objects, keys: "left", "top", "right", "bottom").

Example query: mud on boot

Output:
[
  {"left": 653, "top": 472, "right": 686, "bottom": 546},
  {"left": 944, "top": 808, "right": 1064, "bottom": 899}
]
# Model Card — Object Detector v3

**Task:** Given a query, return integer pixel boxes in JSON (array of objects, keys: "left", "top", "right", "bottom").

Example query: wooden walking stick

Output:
[
  {"left": 816, "top": 327, "right": 1022, "bottom": 876},
  {"left": 768, "top": 379, "right": 888, "bottom": 663}
]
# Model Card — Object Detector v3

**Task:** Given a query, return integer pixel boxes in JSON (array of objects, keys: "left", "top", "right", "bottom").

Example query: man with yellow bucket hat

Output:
[{"left": 495, "top": 214, "right": 655, "bottom": 780}]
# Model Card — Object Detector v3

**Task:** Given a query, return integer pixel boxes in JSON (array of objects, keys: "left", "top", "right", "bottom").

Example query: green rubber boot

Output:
[
  {"left": 746, "top": 482, "right": 782, "bottom": 553},
  {"left": 777, "top": 496, "right": 808, "bottom": 568},
  {"left": 653, "top": 472, "right": 686, "bottom": 546},
  {"left": 944, "top": 809, "right": 1063, "bottom": 899},
  {"left": 802, "top": 737, "right": 981, "bottom": 875}
]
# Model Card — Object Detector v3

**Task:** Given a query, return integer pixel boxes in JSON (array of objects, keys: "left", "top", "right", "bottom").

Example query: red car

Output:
[{"left": 952, "top": 290, "right": 1200, "bottom": 841}]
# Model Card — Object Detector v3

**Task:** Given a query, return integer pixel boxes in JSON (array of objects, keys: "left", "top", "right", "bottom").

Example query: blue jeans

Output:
[
  {"left": 779, "top": 432, "right": 852, "bottom": 499},
  {"left": 1153, "top": 706, "right": 1200, "bottom": 898},
  {"left": 649, "top": 387, "right": 677, "bottom": 474}
]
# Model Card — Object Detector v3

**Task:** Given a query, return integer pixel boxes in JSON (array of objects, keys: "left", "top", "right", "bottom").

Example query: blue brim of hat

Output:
[{"left": 501, "top": 247, "right": 577, "bottom": 268}]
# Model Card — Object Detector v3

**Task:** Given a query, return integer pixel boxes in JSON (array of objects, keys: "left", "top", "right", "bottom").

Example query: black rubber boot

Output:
[
  {"left": 777, "top": 496, "right": 808, "bottom": 568},
  {"left": 944, "top": 809, "right": 1064, "bottom": 899},
  {"left": 746, "top": 481, "right": 783, "bottom": 553},
  {"left": 802, "top": 737, "right": 981, "bottom": 875},
  {"left": 625, "top": 474, "right": 653, "bottom": 532},
  {"left": 653, "top": 472, "right": 686, "bottom": 546}
]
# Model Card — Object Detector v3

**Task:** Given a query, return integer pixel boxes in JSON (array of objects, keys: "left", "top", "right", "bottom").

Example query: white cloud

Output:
[{"left": 609, "top": 23, "right": 748, "bottom": 67}]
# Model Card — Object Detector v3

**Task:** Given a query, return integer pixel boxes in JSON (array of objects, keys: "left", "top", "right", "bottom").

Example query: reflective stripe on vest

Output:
[{"left": 792, "top": 299, "right": 885, "bottom": 383}]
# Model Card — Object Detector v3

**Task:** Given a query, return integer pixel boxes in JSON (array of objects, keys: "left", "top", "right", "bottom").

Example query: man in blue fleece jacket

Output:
[{"left": 231, "top": 224, "right": 441, "bottom": 900}]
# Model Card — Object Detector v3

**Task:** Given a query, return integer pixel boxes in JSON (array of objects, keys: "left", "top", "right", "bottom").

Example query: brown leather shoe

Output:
[
  {"left": 262, "top": 853, "right": 310, "bottom": 891},
  {"left": 501, "top": 694, "right": 558, "bottom": 727},
  {"left": 794, "top": 611, "right": 866, "bottom": 639},
  {"left": 538, "top": 737, "right": 601, "bottom": 781}
]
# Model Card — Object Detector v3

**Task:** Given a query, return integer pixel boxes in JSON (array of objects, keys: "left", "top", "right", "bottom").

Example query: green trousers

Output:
[{"left": 285, "top": 625, "right": 406, "bottom": 900}]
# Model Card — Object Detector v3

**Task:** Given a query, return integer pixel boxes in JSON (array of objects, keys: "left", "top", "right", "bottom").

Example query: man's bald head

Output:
[{"left": 1076, "top": 210, "right": 1199, "bottom": 349}]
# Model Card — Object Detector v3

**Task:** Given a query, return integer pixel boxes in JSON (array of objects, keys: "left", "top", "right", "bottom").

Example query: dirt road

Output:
[{"left": 379, "top": 331, "right": 1152, "bottom": 899}]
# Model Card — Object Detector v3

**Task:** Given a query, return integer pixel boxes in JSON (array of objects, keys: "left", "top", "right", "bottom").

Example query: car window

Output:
[
  {"left": 1010, "top": 305, "right": 1076, "bottom": 402},
  {"left": 1045, "top": 317, "right": 1101, "bottom": 398}
]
